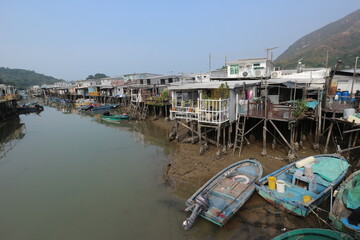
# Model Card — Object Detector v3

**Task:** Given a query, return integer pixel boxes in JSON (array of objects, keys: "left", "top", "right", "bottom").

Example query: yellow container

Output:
[
  {"left": 303, "top": 195, "right": 312, "bottom": 203},
  {"left": 267, "top": 176, "right": 277, "bottom": 190}
]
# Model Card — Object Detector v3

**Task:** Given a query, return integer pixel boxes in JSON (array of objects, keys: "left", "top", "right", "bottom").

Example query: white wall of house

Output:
[
  {"left": 333, "top": 75, "right": 360, "bottom": 94},
  {"left": 227, "top": 58, "right": 271, "bottom": 78}
]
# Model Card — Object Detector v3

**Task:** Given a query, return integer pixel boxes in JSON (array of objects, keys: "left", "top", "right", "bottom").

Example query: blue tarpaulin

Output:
[
  {"left": 306, "top": 100, "right": 318, "bottom": 109},
  {"left": 312, "top": 157, "right": 349, "bottom": 182}
]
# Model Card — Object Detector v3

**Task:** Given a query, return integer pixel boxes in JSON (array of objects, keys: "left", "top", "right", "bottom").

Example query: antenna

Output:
[{"left": 265, "top": 47, "right": 278, "bottom": 60}]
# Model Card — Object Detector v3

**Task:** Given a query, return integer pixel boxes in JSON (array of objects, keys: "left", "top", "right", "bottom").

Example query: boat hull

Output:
[
  {"left": 271, "top": 228, "right": 353, "bottom": 240},
  {"left": 101, "top": 115, "right": 129, "bottom": 123},
  {"left": 185, "top": 159, "right": 262, "bottom": 227},
  {"left": 256, "top": 154, "right": 349, "bottom": 217},
  {"left": 329, "top": 170, "right": 360, "bottom": 239}
]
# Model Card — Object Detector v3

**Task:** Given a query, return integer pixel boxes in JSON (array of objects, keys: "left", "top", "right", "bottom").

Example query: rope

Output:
[{"left": 308, "top": 206, "right": 336, "bottom": 231}]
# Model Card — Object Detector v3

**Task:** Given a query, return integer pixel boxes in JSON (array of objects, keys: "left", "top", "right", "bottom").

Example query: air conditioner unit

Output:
[
  {"left": 255, "top": 70, "right": 262, "bottom": 77},
  {"left": 271, "top": 71, "right": 282, "bottom": 78}
]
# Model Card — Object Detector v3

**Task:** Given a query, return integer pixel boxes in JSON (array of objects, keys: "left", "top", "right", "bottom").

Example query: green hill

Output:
[
  {"left": 0, "top": 67, "right": 62, "bottom": 89},
  {"left": 275, "top": 9, "right": 360, "bottom": 69}
]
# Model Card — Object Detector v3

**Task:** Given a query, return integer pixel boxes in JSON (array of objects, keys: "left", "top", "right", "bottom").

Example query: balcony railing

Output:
[
  {"left": 170, "top": 98, "right": 230, "bottom": 124},
  {"left": 237, "top": 101, "right": 296, "bottom": 120}
]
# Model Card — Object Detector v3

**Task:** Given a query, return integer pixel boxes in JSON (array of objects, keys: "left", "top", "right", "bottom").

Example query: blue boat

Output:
[
  {"left": 183, "top": 159, "right": 262, "bottom": 230},
  {"left": 90, "top": 104, "right": 118, "bottom": 111},
  {"left": 256, "top": 154, "right": 349, "bottom": 217},
  {"left": 329, "top": 170, "right": 360, "bottom": 239}
]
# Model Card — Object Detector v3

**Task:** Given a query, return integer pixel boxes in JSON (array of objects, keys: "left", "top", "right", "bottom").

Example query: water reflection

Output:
[
  {"left": 46, "top": 102, "right": 173, "bottom": 154},
  {"left": 45, "top": 100, "right": 74, "bottom": 114},
  {"left": 0, "top": 116, "right": 26, "bottom": 160}
]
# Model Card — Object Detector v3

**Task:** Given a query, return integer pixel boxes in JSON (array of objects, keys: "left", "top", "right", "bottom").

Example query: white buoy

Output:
[{"left": 296, "top": 156, "right": 315, "bottom": 168}]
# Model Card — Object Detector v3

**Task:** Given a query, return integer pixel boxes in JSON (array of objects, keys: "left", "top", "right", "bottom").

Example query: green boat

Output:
[
  {"left": 101, "top": 114, "right": 129, "bottom": 123},
  {"left": 329, "top": 170, "right": 360, "bottom": 239},
  {"left": 272, "top": 228, "right": 353, "bottom": 240}
]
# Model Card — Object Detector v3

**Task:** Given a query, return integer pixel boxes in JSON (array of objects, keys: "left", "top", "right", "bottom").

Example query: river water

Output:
[{"left": 0, "top": 104, "right": 326, "bottom": 240}]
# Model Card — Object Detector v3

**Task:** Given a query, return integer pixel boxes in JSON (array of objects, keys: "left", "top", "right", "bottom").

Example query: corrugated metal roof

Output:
[
  {"left": 168, "top": 80, "right": 261, "bottom": 90},
  {"left": 227, "top": 58, "right": 268, "bottom": 65}
]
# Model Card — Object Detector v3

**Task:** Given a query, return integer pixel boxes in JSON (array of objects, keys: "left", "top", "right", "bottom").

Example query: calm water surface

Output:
[
  {"left": 1, "top": 103, "right": 328, "bottom": 240},
  {"left": 0, "top": 105, "right": 250, "bottom": 240}
]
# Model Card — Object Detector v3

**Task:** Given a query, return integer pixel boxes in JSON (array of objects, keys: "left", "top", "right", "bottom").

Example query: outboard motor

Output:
[
  {"left": 103, "top": 111, "right": 111, "bottom": 116},
  {"left": 183, "top": 195, "right": 209, "bottom": 230}
]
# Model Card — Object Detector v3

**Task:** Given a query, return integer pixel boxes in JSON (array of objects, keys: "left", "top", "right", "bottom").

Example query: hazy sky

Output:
[{"left": 1, "top": 0, "right": 359, "bottom": 80}]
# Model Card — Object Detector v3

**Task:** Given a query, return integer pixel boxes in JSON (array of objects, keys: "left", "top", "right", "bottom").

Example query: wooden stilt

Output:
[
  {"left": 269, "top": 120, "right": 299, "bottom": 159},
  {"left": 347, "top": 131, "right": 353, "bottom": 159},
  {"left": 228, "top": 124, "right": 232, "bottom": 148},
  {"left": 223, "top": 125, "right": 226, "bottom": 147},
  {"left": 262, "top": 80, "right": 268, "bottom": 156},
  {"left": 191, "top": 121, "right": 195, "bottom": 144},
  {"left": 175, "top": 120, "right": 179, "bottom": 141},
  {"left": 324, "top": 112, "right": 335, "bottom": 153},
  {"left": 198, "top": 123, "right": 202, "bottom": 145},
  {"left": 217, "top": 125, "right": 221, "bottom": 148}
]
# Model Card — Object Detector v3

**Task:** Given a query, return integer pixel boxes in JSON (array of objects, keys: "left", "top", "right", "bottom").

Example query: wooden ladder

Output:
[
  {"left": 141, "top": 104, "right": 148, "bottom": 120},
  {"left": 233, "top": 114, "right": 247, "bottom": 156}
]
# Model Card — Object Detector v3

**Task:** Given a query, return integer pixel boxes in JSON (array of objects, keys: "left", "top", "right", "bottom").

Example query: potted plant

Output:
[
  {"left": 188, "top": 99, "right": 193, "bottom": 112},
  {"left": 181, "top": 100, "right": 185, "bottom": 110},
  {"left": 171, "top": 99, "right": 177, "bottom": 111},
  {"left": 294, "top": 101, "right": 307, "bottom": 117}
]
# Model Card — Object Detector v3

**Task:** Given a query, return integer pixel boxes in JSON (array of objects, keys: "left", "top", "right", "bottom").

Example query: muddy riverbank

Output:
[
  {"left": 152, "top": 117, "right": 319, "bottom": 186},
  {"left": 150, "top": 117, "right": 350, "bottom": 239}
]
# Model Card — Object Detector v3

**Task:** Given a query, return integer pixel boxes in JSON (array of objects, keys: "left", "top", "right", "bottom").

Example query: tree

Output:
[
  {"left": 94, "top": 73, "right": 108, "bottom": 79},
  {"left": 86, "top": 73, "right": 108, "bottom": 80}
]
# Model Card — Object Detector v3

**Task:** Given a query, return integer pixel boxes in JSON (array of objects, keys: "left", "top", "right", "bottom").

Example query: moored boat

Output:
[
  {"left": 329, "top": 170, "right": 360, "bottom": 239},
  {"left": 256, "top": 154, "right": 349, "bottom": 217},
  {"left": 17, "top": 103, "right": 44, "bottom": 114},
  {"left": 271, "top": 228, "right": 353, "bottom": 240},
  {"left": 101, "top": 114, "right": 129, "bottom": 123},
  {"left": 183, "top": 159, "right": 262, "bottom": 230},
  {"left": 90, "top": 104, "right": 118, "bottom": 111}
]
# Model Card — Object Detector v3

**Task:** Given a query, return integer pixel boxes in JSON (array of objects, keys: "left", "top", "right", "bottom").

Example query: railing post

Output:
[{"left": 219, "top": 98, "right": 222, "bottom": 123}]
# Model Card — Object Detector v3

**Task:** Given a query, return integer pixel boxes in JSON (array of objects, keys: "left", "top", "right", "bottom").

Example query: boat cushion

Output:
[{"left": 311, "top": 157, "right": 349, "bottom": 182}]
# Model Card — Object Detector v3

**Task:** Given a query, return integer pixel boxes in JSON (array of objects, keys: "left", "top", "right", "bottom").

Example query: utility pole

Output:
[
  {"left": 351, "top": 56, "right": 359, "bottom": 99},
  {"left": 209, "top": 53, "right": 211, "bottom": 73},
  {"left": 325, "top": 50, "right": 329, "bottom": 68},
  {"left": 265, "top": 47, "right": 278, "bottom": 60}
]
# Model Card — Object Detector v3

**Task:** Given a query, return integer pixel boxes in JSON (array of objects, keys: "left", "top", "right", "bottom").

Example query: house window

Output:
[
  {"left": 147, "top": 79, "right": 151, "bottom": 85},
  {"left": 230, "top": 65, "right": 239, "bottom": 75},
  {"left": 140, "top": 79, "right": 143, "bottom": 84},
  {"left": 253, "top": 63, "right": 264, "bottom": 69},
  {"left": 168, "top": 78, "right": 173, "bottom": 83},
  {"left": 161, "top": 79, "right": 165, "bottom": 84}
]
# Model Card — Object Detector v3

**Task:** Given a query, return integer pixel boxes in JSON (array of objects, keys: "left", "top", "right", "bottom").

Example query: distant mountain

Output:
[
  {"left": 275, "top": 9, "right": 360, "bottom": 69},
  {"left": 0, "top": 67, "right": 62, "bottom": 89}
]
